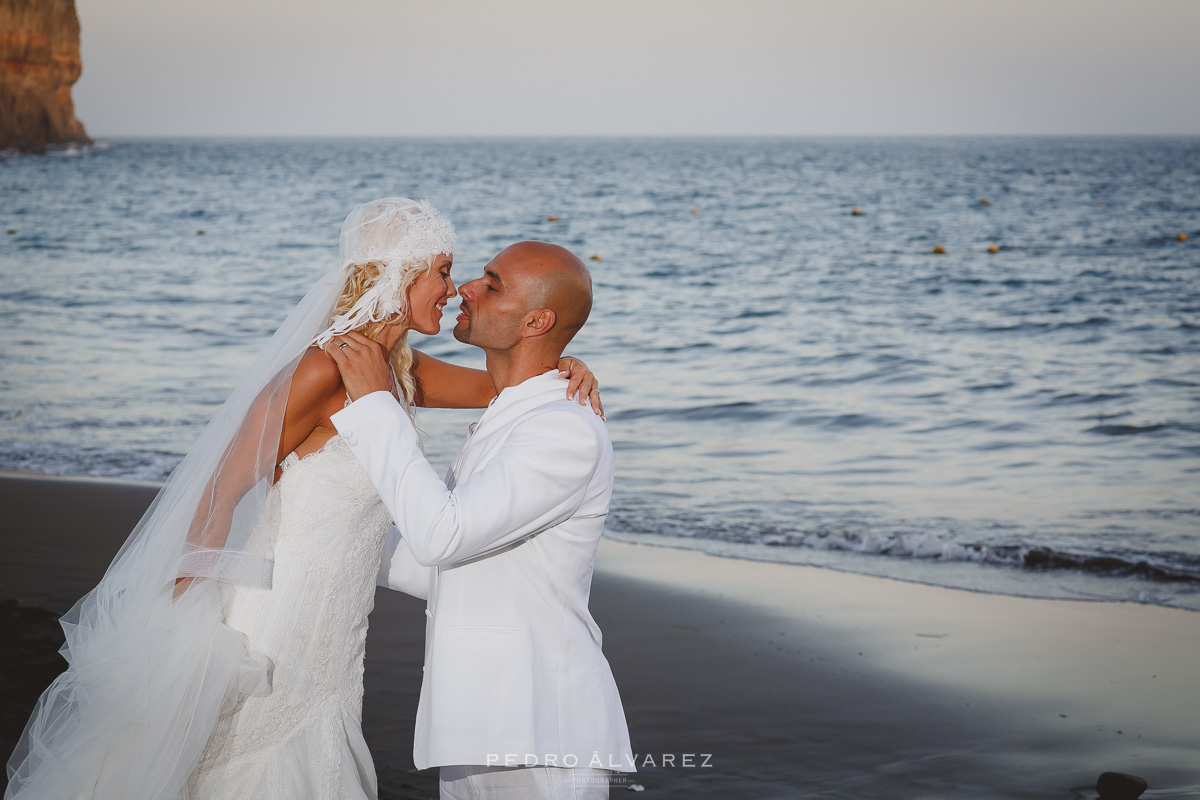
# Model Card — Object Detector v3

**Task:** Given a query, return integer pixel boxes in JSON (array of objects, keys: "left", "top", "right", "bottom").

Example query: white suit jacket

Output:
[{"left": 330, "top": 370, "right": 634, "bottom": 772}]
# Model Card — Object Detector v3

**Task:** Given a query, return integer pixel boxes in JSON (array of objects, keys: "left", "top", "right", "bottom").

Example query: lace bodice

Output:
[{"left": 189, "top": 433, "right": 391, "bottom": 788}]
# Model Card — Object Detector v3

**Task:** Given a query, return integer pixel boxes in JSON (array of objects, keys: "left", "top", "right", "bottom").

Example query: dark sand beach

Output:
[{"left": 2, "top": 472, "right": 1197, "bottom": 799}]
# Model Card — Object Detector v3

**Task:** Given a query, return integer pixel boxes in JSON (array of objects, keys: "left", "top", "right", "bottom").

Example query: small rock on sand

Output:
[{"left": 1096, "top": 771, "right": 1148, "bottom": 799}]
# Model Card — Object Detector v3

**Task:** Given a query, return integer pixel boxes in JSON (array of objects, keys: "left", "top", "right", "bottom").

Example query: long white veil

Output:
[{"left": 4, "top": 265, "right": 344, "bottom": 799}]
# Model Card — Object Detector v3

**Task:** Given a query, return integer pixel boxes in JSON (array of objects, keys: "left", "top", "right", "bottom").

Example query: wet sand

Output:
[{"left": 2, "top": 472, "right": 1198, "bottom": 799}]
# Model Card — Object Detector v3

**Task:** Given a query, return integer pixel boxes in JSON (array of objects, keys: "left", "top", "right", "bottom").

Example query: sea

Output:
[{"left": 1, "top": 137, "right": 1198, "bottom": 610}]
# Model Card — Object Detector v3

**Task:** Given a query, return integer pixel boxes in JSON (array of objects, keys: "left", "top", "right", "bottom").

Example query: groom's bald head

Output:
[{"left": 506, "top": 241, "right": 592, "bottom": 344}]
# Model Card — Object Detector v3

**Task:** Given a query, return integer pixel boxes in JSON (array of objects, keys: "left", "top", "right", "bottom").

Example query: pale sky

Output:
[{"left": 74, "top": 0, "right": 1200, "bottom": 137}]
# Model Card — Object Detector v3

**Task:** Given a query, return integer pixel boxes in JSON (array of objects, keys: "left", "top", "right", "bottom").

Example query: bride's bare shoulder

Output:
[{"left": 288, "top": 346, "right": 344, "bottom": 408}]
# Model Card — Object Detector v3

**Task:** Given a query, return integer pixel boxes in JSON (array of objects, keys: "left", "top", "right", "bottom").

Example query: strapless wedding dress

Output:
[{"left": 180, "top": 434, "right": 392, "bottom": 800}]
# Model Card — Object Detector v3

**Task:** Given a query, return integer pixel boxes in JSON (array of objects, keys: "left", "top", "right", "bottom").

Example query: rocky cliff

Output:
[{"left": 0, "top": 0, "right": 89, "bottom": 152}]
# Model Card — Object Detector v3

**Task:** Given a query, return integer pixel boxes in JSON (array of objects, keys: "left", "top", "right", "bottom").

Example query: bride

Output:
[{"left": 4, "top": 198, "right": 601, "bottom": 800}]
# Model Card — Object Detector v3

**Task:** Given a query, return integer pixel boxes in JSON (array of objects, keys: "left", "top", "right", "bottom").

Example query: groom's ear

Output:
[{"left": 521, "top": 308, "right": 557, "bottom": 338}]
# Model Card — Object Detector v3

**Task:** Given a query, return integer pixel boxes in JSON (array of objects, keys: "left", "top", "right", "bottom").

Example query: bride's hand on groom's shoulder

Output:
[
  {"left": 557, "top": 357, "right": 605, "bottom": 420},
  {"left": 326, "top": 332, "right": 394, "bottom": 403}
]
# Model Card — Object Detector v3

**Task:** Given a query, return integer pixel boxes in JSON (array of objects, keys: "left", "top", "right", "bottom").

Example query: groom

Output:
[{"left": 325, "top": 241, "right": 633, "bottom": 799}]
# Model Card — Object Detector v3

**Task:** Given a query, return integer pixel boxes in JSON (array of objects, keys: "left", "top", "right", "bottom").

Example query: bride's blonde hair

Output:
[{"left": 330, "top": 257, "right": 434, "bottom": 408}]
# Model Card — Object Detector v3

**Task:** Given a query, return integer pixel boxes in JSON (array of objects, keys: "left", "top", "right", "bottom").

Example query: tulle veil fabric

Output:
[{"left": 4, "top": 265, "right": 347, "bottom": 800}]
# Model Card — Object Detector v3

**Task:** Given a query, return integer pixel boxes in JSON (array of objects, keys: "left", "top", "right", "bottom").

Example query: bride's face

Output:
[{"left": 405, "top": 254, "right": 456, "bottom": 336}]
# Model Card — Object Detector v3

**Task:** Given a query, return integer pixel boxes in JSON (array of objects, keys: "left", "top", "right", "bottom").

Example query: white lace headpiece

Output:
[{"left": 313, "top": 197, "right": 455, "bottom": 347}]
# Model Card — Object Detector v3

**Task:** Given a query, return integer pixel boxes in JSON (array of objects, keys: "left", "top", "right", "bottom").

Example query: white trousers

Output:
[{"left": 439, "top": 765, "right": 612, "bottom": 800}]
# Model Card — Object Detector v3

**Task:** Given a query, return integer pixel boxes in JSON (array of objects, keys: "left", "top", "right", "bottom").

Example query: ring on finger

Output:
[{"left": 338, "top": 342, "right": 349, "bottom": 350}]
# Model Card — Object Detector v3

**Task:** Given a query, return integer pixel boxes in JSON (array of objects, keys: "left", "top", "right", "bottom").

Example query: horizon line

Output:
[{"left": 80, "top": 132, "right": 1200, "bottom": 140}]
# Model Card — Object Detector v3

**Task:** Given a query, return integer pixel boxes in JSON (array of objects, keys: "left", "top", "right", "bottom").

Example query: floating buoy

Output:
[
  {"left": 197, "top": 229, "right": 206, "bottom": 235},
  {"left": 932, "top": 246, "right": 946, "bottom": 255},
  {"left": 5, "top": 228, "right": 14, "bottom": 235},
  {"left": 987, "top": 245, "right": 999, "bottom": 253},
  {"left": 1099, "top": 201, "right": 1106, "bottom": 207},
  {"left": 548, "top": 215, "right": 558, "bottom": 222},
  {"left": 691, "top": 208, "right": 700, "bottom": 215},
  {"left": 979, "top": 198, "right": 991, "bottom": 206},
  {"left": 590, "top": 254, "right": 603, "bottom": 261},
  {"left": 851, "top": 207, "right": 862, "bottom": 216},
  {"left": 1178, "top": 233, "right": 1189, "bottom": 242}
]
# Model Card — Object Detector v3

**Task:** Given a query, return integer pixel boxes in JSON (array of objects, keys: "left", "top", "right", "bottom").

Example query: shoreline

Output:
[
  {"left": 4, "top": 466, "right": 1194, "bottom": 613},
  {"left": 605, "top": 529, "right": 1200, "bottom": 612},
  {"left": 0, "top": 466, "right": 162, "bottom": 487},
  {"left": 2, "top": 472, "right": 1198, "bottom": 797}
]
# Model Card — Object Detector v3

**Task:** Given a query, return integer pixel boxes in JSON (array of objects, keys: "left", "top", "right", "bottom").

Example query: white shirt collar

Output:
[
  {"left": 487, "top": 369, "right": 561, "bottom": 407},
  {"left": 474, "top": 369, "right": 564, "bottom": 431}
]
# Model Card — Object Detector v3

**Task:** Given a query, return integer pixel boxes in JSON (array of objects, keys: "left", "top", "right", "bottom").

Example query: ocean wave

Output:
[
  {"left": 0, "top": 441, "right": 180, "bottom": 483},
  {"left": 1046, "top": 391, "right": 1129, "bottom": 405},
  {"left": 612, "top": 401, "right": 778, "bottom": 423},
  {"left": 607, "top": 508, "right": 1200, "bottom": 587},
  {"left": 976, "top": 317, "right": 1113, "bottom": 334},
  {"left": 1087, "top": 422, "right": 1170, "bottom": 436},
  {"left": 790, "top": 412, "right": 895, "bottom": 429}
]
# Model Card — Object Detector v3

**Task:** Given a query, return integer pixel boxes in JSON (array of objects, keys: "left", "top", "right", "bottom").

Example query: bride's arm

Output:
[
  {"left": 411, "top": 349, "right": 603, "bottom": 415},
  {"left": 409, "top": 350, "right": 493, "bottom": 409}
]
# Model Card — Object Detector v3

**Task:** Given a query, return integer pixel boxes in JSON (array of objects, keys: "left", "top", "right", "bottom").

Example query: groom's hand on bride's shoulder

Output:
[{"left": 325, "top": 331, "right": 394, "bottom": 402}]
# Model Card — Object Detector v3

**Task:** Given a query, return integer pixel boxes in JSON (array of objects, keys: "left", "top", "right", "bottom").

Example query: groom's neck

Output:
[{"left": 483, "top": 347, "right": 560, "bottom": 395}]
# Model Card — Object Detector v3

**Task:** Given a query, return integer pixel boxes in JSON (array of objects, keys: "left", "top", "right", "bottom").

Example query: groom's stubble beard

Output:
[
  {"left": 452, "top": 317, "right": 472, "bottom": 344},
  {"left": 453, "top": 295, "right": 526, "bottom": 352},
  {"left": 452, "top": 303, "right": 506, "bottom": 351},
  {"left": 452, "top": 297, "right": 475, "bottom": 344}
]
